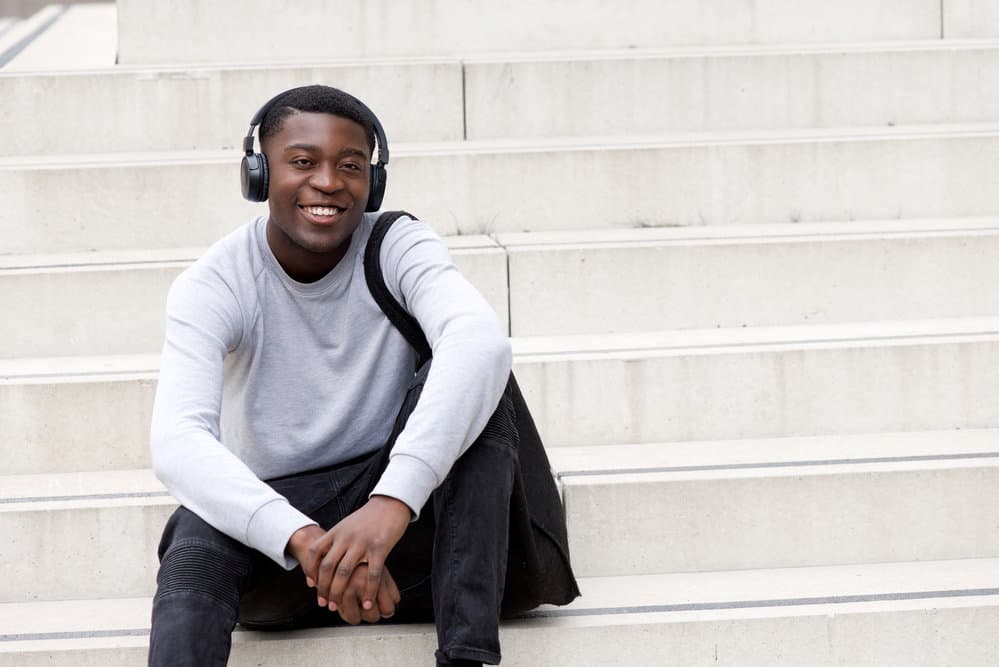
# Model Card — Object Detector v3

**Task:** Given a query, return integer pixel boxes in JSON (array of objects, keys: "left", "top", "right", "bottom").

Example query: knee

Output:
[{"left": 156, "top": 538, "right": 251, "bottom": 610}]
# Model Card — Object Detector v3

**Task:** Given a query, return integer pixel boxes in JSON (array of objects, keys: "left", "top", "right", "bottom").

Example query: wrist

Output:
[
  {"left": 286, "top": 523, "right": 322, "bottom": 560},
  {"left": 369, "top": 494, "right": 414, "bottom": 521}
]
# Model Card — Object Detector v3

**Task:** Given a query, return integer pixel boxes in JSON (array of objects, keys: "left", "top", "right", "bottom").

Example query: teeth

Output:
[{"left": 305, "top": 206, "right": 341, "bottom": 216}]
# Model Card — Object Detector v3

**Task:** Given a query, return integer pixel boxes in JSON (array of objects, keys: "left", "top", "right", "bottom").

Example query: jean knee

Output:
[{"left": 156, "top": 538, "right": 251, "bottom": 612}]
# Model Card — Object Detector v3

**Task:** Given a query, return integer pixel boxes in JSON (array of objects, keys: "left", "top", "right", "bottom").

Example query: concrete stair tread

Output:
[
  {"left": 3, "top": 316, "right": 999, "bottom": 382},
  {"left": 3, "top": 217, "right": 997, "bottom": 267},
  {"left": 0, "top": 234, "right": 499, "bottom": 271},
  {"left": 548, "top": 429, "right": 999, "bottom": 477},
  {"left": 461, "top": 37, "right": 999, "bottom": 63},
  {"left": 5, "top": 121, "right": 999, "bottom": 169},
  {"left": 7, "top": 36, "right": 999, "bottom": 74},
  {"left": 0, "top": 469, "right": 164, "bottom": 504},
  {"left": 3, "top": 427, "right": 997, "bottom": 505},
  {"left": 512, "top": 317, "right": 999, "bottom": 359},
  {"left": 495, "top": 216, "right": 999, "bottom": 247},
  {"left": 2, "top": 558, "right": 997, "bottom": 642},
  {"left": 2, "top": 3, "right": 115, "bottom": 72},
  {"left": 3, "top": 316, "right": 999, "bottom": 381}
]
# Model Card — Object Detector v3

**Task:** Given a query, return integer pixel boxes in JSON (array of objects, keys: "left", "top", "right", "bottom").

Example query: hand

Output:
[
  {"left": 336, "top": 562, "right": 401, "bottom": 624},
  {"left": 296, "top": 495, "right": 411, "bottom": 615}
]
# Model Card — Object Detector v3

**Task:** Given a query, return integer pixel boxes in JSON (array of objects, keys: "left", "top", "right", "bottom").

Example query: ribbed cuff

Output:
[
  {"left": 245, "top": 498, "right": 317, "bottom": 570},
  {"left": 369, "top": 454, "right": 438, "bottom": 521}
]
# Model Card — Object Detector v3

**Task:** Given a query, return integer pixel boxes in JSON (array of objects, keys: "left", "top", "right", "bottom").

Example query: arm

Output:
[
  {"left": 307, "top": 216, "right": 512, "bottom": 611},
  {"left": 150, "top": 265, "right": 316, "bottom": 569}
]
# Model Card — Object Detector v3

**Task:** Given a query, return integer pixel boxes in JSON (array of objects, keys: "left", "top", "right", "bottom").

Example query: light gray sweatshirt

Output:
[{"left": 150, "top": 213, "right": 512, "bottom": 568}]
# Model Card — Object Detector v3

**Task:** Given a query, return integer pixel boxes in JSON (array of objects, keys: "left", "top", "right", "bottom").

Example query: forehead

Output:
[{"left": 265, "top": 112, "right": 370, "bottom": 155}]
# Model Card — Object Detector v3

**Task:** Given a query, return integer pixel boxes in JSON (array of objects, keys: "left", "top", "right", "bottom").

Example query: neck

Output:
[{"left": 265, "top": 221, "right": 351, "bottom": 283}]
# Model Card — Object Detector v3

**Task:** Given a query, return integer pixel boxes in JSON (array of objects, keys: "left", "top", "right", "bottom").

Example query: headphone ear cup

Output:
[
  {"left": 366, "top": 164, "right": 387, "bottom": 212},
  {"left": 241, "top": 153, "right": 270, "bottom": 202}
]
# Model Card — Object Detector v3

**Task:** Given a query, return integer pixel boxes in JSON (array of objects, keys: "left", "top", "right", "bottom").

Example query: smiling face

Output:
[{"left": 261, "top": 111, "right": 372, "bottom": 282}]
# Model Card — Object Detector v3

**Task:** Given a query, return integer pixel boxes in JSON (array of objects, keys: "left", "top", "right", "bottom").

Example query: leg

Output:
[
  {"left": 429, "top": 388, "right": 518, "bottom": 665},
  {"left": 148, "top": 507, "right": 252, "bottom": 667}
]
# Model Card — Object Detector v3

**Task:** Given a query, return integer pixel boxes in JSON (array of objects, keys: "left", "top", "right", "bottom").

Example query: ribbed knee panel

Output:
[{"left": 156, "top": 540, "right": 250, "bottom": 611}]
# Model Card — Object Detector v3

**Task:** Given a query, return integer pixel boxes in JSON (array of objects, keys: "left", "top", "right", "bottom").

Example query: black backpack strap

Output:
[{"left": 364, "top": 210, "right": 433, "bottom": 368}]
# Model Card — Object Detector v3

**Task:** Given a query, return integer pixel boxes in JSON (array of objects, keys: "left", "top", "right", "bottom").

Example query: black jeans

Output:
[{"left": 148, "top": 397, "right": 516, "bottom": 666}]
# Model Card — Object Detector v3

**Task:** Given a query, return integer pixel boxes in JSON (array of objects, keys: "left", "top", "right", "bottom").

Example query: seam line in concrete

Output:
[
  {"left": 521, "top": 587, "right": 999, "bottom": 619},
  {"left": 0, "top": 491, "right": 171, "bottom": 505},
  {"left": 557, "top": 451, "right": 999, "bottom": 478},
  {"left": 5, "top": 588, "right": 999, "bottom": 641},
  {"left": 518, "top": 330, "right": 999, "bottom": 359},
  {"left": 0, "top": 5, "right": 68, "bottom": 69}
]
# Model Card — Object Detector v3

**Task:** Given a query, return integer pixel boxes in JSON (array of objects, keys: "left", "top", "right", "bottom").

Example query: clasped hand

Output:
[{"left": 287, "top": 495, "right": 411, "bottom": 624}]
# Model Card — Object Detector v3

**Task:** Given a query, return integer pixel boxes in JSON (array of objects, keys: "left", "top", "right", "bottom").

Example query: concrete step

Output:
[
  {"left": 513, "top": 319, "right": 999, "bottom": 446},
  {"left": 0, "top": 235, "right": 508, "bottom": 359},
  {"left": 5, "top": 319, "right": 999, "bottom": 474},
  {"left": 5, "top": 219, "right": 999, "bottom": 357},
  {"left": 945, "top": 0, "right": 999, "bottom": 38},
  {"left": 115, "top": 0, "right": 942, "bottom": 65},
  {"left": 4, "top": 430, "right": 999, "bottom": 601},
  {"left": 500, "top": 218, "right": 999, "bottom": 336},
  {"left": 0, "top": 58, "right": 464, "bottom": 156},
  {"left": 8, "top": 41, "right": 999, "bottom": 156},
  {"left": 1, "top": 558, "right": 998, "bottom": 665},
  {"left": 465, "top": 41, "right": 999, "bottom": 139},
  {"left": 552, "top": 430, "right": 999, "bottom": 576},
  {"left": 4, "top": 123, "right": 998, "bottom": 254},
  {"left": 1, "top": 3, "right": 114, "bottom": 72}
]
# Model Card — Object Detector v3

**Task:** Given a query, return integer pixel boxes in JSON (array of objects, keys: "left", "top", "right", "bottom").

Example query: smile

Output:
[{"left": 299, "top": 204, "right": 347, "bottom": 224}]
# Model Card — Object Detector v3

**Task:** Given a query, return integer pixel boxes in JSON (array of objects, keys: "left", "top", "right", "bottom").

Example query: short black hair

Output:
[{"left": 258, "top": 85, "right": 377, "bottom": 156}]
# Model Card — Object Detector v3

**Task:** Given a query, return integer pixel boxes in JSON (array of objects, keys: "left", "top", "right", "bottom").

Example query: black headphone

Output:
[{"left": 240, "top": 86, "right": 389, "bottom": 212}]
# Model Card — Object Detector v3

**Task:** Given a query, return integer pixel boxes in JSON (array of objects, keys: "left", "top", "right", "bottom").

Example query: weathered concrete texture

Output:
[
  {"left": 2, "top": 452, "right": 999, "bottom": 596},
  {"left": 115, "top": 0, "right": 942, "bottom": 65},
  {"left": 4, "top": 125, "right": 999, "bottom": 254},
  {"left": 0, "top": 60, "right": 463, "bottom": 156},
  {"left": 465, "top": 43, "right": 999, "bottom": 139},
  {"left": 3, "top": 560, "right": 999, "bottom": 665},
  {"left": 500, "top": 220, "right": 999, "bottom": 336},
  {"left": 2, "top": 4, "right": 116, "bottom": 72},
  {"left": 512, "top": 320, "right": 999, "bottom": 446},
  {"left": 944, "top": 0, "right": 999, "bottom": 38},
  {"left": 0, "top": 239, "right": 507, "bottom": 359},
  {"left": 4, "top": 320, "right": 999, "bottom": 476}
]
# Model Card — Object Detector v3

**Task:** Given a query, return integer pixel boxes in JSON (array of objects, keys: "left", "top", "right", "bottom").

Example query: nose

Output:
[{"left": 308, "top": 161, "right": 342, "bottom": 193}]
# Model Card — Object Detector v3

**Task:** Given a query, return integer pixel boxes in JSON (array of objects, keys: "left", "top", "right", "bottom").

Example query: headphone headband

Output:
[{"left": 243, "top": 87, "right": 389, "bottom": 165}]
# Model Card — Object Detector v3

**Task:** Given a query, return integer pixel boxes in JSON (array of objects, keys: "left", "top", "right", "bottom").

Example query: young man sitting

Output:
[{"left": 148, "top": 85, "right": 515, "bottom": 666}]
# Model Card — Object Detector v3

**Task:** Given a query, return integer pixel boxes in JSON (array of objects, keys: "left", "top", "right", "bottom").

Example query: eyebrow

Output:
[{"left": 282, "top": 143, "right": 369, "bottom": 159}]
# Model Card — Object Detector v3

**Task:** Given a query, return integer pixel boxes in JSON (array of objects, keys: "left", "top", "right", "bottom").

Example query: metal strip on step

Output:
[
  {"left": 558, "top": 450, "right": 999, "bottom": 478},
  {"left": 4, "top": 587, "right": 999, "bottom": 642}
]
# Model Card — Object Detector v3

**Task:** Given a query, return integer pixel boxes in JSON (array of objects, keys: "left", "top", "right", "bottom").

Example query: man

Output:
[{"left": 148, "top": 85, "right": 515, "bottom": 666}]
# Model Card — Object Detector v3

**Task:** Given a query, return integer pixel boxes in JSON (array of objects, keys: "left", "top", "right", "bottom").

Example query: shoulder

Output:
[{"left": 165, "top": 219, "right": 262, "bottom": 344}]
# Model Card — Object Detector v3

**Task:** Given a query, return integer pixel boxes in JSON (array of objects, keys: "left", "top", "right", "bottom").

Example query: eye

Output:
[
  {"left": 340, "top": 161, "right": 363, "bottom": 172},
  {"left": 290, "top": 157, "right": 313, "bottom": 168}
]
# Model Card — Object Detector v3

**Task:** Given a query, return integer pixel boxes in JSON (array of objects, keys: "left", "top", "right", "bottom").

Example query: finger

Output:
[
  {"left": 299, "top": 531, "right": 333, "bottom": 587},
  {"left": 346, "top": 565, "right": 381, "bottom": 623},
  {"left": 337, "top": 581, "right": 362, "bottom": 625},
  {"left": 361, "top": 554, "right": 387, "bottom": 611},
  {"left": 376, "top": 577, "right": 396, "bottom": 619},
  {"left": 315, "top": 541, "right": 348, "bottom": 607},
  {"left": 383, "top": 566, "right": 401, "bottom": 606},
  {"left": 327, "top": 548, "right": 367, "bottom": 609}
]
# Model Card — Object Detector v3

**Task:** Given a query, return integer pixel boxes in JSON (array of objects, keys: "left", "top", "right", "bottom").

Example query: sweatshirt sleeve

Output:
[
  {"left": 149, "top": 264, "right": 316, "bottom": 569},
  {"left": 369, "top": 217, "right": 513, "bottom": 516}
]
